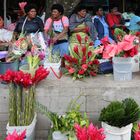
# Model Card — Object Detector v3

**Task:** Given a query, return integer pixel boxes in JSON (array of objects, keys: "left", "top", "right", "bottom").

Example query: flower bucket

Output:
[
  {"left": 102, "top": 122, "right": 132, "bottom": 140},
  {"left": 44, "top": 61, "right": 61, "bottom": 79},
  {"left": 52, "top": 131, "right": 68, "bottom": 140},
  {"left": 0, "top": 60, "right": 19, "bottom": 74},
  {"left": 132, "top": 54, "right": 140, "bottom": 72},
  {"left": 112, "top": 57, "right": 132, "bottom": 81},
  {"left": 19, "top": 65, "right": 37, "bottom": 76},
  {"left": 6, "top": 113, "right": 37, "bottom": 140}
]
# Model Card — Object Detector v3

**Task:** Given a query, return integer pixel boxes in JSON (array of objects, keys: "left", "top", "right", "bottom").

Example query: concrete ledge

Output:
[{"left": 0, "top": 73, "right": 140, "bottom": 139}]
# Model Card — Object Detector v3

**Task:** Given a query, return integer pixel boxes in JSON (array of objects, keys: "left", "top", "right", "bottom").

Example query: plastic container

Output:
[
  {"left": 132, "top": 54, "right": 140, "bottom": 72},
  {"left": 113, "top": 57, "right": 132, "bottom": 81},
  {"left": 102, "top": 122, "right": 132, "bottom": 140},
  {"left": 6, "top": 113, "right": 37, "bottom": 140},
  {"left": 44, "top": 61, "right": 61, "bottom": 79},
  {"left": 52, "top": 131, "right": 68, "bottom": 140},
  {"left": 0, "top": 60, "right": 19, "bottom": 74}
]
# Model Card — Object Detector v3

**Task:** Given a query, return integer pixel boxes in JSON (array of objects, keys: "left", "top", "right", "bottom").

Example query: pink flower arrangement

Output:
[
  {"left": 6, "top": 130, "right": 26, "bottom": 140},
  {"left": 94, "top": 35, "right": 139, "bottom": 59},
  {"left": 64, "top": 34, "right": 99, "bottom": 80},
  {"left": 135, "top": 123, "right": 140, "bottom": 140},
  {"left": 74, "top": 123, "right": 105, "bottom": 140}
]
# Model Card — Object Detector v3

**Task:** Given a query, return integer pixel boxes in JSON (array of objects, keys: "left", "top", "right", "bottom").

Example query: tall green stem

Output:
[{"left": 9, "top": 82, "right": 17, "bottom": 126}]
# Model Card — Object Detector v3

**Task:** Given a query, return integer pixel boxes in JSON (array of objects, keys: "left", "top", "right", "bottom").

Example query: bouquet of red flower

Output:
[
  {"left": 64, "top": 34, "right": 99, "bottom": 80},
  {"left": 5, "top": 130, "right": 26, "bottom": 140},
  {"left": 74, "top": 123, "right": 105, "bottom": 140},
  {"left": 94, "top": 32, "right": 139, "bottom": 59},
  {"left": 0, "top": 67, "right": 49, "bottom": 126}
]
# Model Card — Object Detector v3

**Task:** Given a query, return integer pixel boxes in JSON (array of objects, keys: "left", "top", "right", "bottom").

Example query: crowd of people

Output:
[{"left": 0, "top": 3, "right": 140, "bottom": 67}]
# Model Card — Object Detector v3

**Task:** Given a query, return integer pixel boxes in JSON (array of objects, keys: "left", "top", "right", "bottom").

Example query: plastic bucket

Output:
[
  {"left": 6, "top": 113, "right": 37, "bottom": 140},
  {"left": 102, "top": 122, "right": 132, "bottom": 140},
  {"left": 0, "top": 60, "right": 19, "bottom": 74},
  {"left": 44, "top": 61, "right": 61, "bottom": 79},
  {"left": 113, "top": 57, "right": 132, "bottom": 81},
  {"left": 52, "top": 131, "right": 68, "bottom": 140},
  {"left": 132, "top": 54, "right": 140, "bottom": 72}
]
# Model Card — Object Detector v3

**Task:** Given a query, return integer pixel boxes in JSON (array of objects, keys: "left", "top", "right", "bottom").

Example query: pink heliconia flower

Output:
[
  {"left": 19, "top": 2, "right": 27, "bottom": 11},
  {"left": 101, "top": 36, "right": 110, "bottom": 46},
  {"left": 94, "top": 45, "right": 104, "bottom": 54},
  {"left": 5, "top": 130, "right": 26, "bottom": 140},
  {"left": 121, "top": 34, "right": 136, "bottom": 51}
]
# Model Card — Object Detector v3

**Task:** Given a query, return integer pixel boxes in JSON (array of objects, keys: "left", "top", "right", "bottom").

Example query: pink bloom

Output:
[
  {"left": 94, "top": 45, "right": 104, "bottom": 54},
  {"left": 68, "top": 68, "right": 75, "bottom": 74},
  {"left": 82, "top": 64, "right": 88, "bottom": 71}
]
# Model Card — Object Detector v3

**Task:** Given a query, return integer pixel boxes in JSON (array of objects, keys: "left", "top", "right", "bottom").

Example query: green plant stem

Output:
[
  {"left": 9, "top": 82, "right": 17, "bottom": 126},
  {"left": 16, "top": 85, "right": 22, "bottom": 126}
]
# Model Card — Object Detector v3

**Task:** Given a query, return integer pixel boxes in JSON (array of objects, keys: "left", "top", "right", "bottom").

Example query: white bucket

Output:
[
  {"left": 6, "top": 113, "right": 37, "bottom": 140},
  {"left": 44, "top": 61, "right": 61, "bottom": 79},
  {"left": 52, "top": 131, "right": 68, "bottom": 140},
  {"left": 102, "top": 122, "right": 132, "bottom": 140},
  {"left": 132, "top": 54, "right": 140, "bottom": 72},
  {"left": 113, "top": 57, "right": 132, "bottom": 81}
]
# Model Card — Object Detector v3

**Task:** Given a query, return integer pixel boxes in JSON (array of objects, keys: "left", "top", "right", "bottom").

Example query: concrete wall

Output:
[{"left": 0, "top": 73, "right": 140, "bottom": 139}]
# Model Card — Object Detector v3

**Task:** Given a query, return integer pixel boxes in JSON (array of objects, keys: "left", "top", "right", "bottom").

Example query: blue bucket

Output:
[{"left": 0, "top": 60, "right": 19, "bottom": 74}]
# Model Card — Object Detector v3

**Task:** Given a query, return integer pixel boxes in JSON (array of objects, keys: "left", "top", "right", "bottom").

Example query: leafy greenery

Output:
[
  {"left": 99, "top": 98, "right": 140, "bottom": 128},
  {"left": 35, "top": 96, "right": 89, "bottom": 139}
]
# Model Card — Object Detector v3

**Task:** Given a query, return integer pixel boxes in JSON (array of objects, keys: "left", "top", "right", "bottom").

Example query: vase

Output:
[
  {"left": 6, "top": 113, "right": 37, "bottom": 140},
  {"left": 0, "top": 59, "right": 19, "bottom": 74},
  {"left": 101, "top": 122, "right": 132, "bottom": 140},
  {"left": 112, "top": 57, "right": 132, "bottom": 81}
]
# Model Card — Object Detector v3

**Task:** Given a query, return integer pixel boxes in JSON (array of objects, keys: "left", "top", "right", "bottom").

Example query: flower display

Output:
[
  {"left": 6, "top": 130, "right": 26, "bottom": 140},
  {"left": 74, "top": 123, "right": 105, "bottom": 140},
  {"left": 64, "top": 34, "right": 99, "bottom": 80},
  {"left": 94, "top": 33, "right": 139, "bottom": 59},
  {"left": 0, "top": 67, "right": 49, "bottom": 126}
]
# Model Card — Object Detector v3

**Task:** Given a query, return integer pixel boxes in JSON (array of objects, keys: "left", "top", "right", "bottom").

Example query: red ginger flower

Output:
[
  {"left": 76, "top": 34, "right": 82, "bottom": 44},
  {"left": 6, "top": 130, "right": 26, "bottom": 140},
  {"left": 32, "top": 66, "right": 50, "bottom": 84},
  {"left": 74, "top": 123, "right": 105, "bottom": 140},
  {"left": 0, "top": 69, "right": 15, "bottom": 83},
  {"left": 82, "top": 64, "right": 88, "bottom": 71},
  {"left": 68, "top": 67, "right": 75, "bottom": 74},
  {"left": 82, "top": 47, "right": 86, "bottom": 56},
  {"left": 78, "top": 69, "right": 85, "bottom": 75},
  {"left": 74, "top": 45, "right": 79, "bottom": 54}
]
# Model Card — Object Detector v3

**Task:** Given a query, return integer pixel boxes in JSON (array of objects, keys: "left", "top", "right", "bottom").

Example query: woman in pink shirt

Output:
[{"left": 44, "top": 4, "right": 69, "bottom": 67}]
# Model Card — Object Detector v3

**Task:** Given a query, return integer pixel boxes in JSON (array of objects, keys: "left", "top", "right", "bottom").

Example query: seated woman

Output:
[
  {"left": 106, "top": 6, "right": 125, "bottom": 34},
  {"left": 44, "top": 4, "right": 69, "bottom": 67},
  {"left": 0, "top": 15, "right": 13, "bottom": 49},
  {"left": 14, "top": 3, "right": 44, "bottom": 36},
  {"left": 93, "top": 7, "right": 115, "bottom": 43},
  {"left": 69, "top": 5, "right": 98, "bottom": 47}
]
